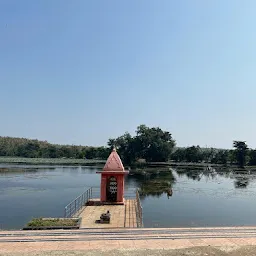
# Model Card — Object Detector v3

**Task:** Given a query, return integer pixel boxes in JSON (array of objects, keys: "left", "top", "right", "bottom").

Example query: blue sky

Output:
[{"left": 0, "top": 0, "right": 255, "bottom": 148}]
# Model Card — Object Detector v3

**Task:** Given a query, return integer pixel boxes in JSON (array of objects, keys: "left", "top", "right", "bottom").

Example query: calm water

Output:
[{"left": 1, "top": 164, "right": 256, "bottom": 229}]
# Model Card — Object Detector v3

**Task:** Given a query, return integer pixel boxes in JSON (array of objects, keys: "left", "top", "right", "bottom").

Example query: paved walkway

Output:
[
  {"left": 124, "top": 199, "right": 137, "bottom": 227},
  {"left": 2, "top": 248, "right": 256, "bottom": 256},
  {"left": 1, "top": 227, "right": 256, "bottom": 253},
  {"left": 78, "top": 199, "right": 137, "bottom": 228}
]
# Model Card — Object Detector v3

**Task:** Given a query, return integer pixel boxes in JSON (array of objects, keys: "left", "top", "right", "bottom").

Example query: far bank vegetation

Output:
[{"left": 1, "top": 125, "right": 255, "bottom": 168}]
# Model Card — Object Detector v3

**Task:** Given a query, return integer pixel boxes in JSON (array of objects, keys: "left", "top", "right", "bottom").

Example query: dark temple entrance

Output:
[{"left": 106, "top": 176, "right": 117, "bottom": 202}]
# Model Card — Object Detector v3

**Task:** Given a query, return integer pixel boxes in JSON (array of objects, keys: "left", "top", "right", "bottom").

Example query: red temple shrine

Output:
[{"left": 97, "top": 148, "right": 129, "bottom": 204}]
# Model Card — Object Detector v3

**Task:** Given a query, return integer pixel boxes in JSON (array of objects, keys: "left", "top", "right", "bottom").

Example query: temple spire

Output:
[{"left": 103, "top": 148, "right": 124, "bottom": 172}]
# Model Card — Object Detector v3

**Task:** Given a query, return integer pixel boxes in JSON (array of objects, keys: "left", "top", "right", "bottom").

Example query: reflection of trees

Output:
[
  {"left": 234, "top": 177, "right": 249, "bottom": 188},
  {"left": 126, "top": 167, "right": 256, "bottom": 198},
  {"left": 176, "top": 169, "right": 203, "bottom": 181},
  {"left": 126, "top": 169, "right": 176, "bottom": 199},
  {"left": 215, "top": 169, "right": 232, "bottom": 178},
  {"left": 176, "top": 168, "right": 234, "bottom": 181},
  {"left": 177, "top": 168, "right": 252, "bottom": 190},
  {"left": 139, "top": 179, "right": 173, "bottom": 198},
  {"left": 186, "top": 170, "right": 202, "bottom": 181},
  {"left": 125, "top": 172, "right": 147, "bottom": 188}
]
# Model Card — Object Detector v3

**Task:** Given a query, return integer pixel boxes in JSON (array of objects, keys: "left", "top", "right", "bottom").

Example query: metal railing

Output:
[
  {"left": 135, "top": 189, "right": 143, "bottom": 228},
  {"left": 64, "top": 187, "right": 93, "bottom": 218},
  {"left": 64, "top": 186, "right": 143, "bottom": 228}
]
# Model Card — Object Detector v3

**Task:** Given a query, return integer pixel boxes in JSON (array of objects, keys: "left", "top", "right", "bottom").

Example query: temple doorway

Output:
[{"left": 106, "top": 176, "right": 117, "bottom": 202}]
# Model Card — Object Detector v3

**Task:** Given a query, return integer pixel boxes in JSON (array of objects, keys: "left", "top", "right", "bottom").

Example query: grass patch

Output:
[{"left": 26, "top": 218, "right": 78, "bottom": 227}]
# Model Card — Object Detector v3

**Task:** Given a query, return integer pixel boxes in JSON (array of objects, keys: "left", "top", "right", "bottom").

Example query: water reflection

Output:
[
  {"left": 167, "top": 188, "right": 173, "bottom": 199},
  {"left": 2, "top": 164, "right": 256, "bottom": 229},
  {"left": 176, "top": 169, "right": 204, "bottom": 181},
  {"left": 127, "top": 169, "right": 176, "bottom": 199},
  {"left": 173, "top": 168, "right": 254, "bottom": 190},
  {"left": 234, "top": 177, "right": 249, "bottom": 188},
  {"left": 123, "top": 167, "right": 256, "bottom": 198}
]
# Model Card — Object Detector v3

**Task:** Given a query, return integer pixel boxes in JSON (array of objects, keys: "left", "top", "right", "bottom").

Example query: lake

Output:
[{"left": 1, "top": 164, "right": 256, "bottom": 230}]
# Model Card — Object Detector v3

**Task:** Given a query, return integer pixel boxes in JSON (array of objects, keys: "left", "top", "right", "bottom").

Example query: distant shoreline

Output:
[
  {"left": 1, "top": 157, "right": 255, "bottom": 172},
  {"left": 0, "top": 157, "right": 106, "bottom": 166}
]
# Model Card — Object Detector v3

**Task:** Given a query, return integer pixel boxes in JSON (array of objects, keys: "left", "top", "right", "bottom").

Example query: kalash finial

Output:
[{"left": 112, "top": 147, "right": 117, "bottom": 152}]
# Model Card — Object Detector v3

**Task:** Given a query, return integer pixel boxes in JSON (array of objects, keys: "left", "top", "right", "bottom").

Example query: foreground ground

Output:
[
  {"left": 2, "top": 227, "right": 256, "bottom": 255},
  {"left": 1, "top": 246, "right": 256, "bottom": 256}
]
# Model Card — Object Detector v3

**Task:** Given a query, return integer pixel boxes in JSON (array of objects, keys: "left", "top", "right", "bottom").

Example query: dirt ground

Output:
[{"left": 1, "top": 246, "right": 256, "bottom": 256}]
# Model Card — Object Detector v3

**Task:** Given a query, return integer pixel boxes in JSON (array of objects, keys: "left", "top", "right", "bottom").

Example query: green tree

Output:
[
  {"left": 95, "top": 147, "right": 110, "bottom": 159},
  {"left": 0, "top": 136, "right": 110, "bottom": 160},
  {"left": 202, "top": 148, "right": 217, "bottom": 163},
  {"left": 228, "top": 150, "right": 236, "bottom": 165},
  {"left": 171, "top": 148, "right": 186, "bottom": 162},
  {"left": 58, "top": 146, "right": 72, "bottom": 158},
  {"left": 184, "top": 146, "right": 203, "bottom": 162},
  {"left": 108, "top": 125, "right": 176, "bottom": 164},
  {"left": 211, "top": 150, "right": 229, "bottom": 165},
  {"left": 135, "top": 125, "right": 175, "bottom": 162},
  {"left": 108, "top": 132, "right": 137, "bottom": 165},
  {"left": 85, "top": 147, "right": 97, "bottom": 159},
  {"left": 233, "top": 141, "right": 248, "bottom": 167},
  {"left": 21, "top": 141, "right": 40, "bottom": 158},
  {"left": 248, "top": 149, "right": 256, "bottom": 165}
]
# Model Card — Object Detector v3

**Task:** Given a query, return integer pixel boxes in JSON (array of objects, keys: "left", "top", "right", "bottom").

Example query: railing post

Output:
[
  {"left": 135, "top": 189, "right": 143, "bottom": 228},
  {"left": 64, "top": 187, "right": 99, "bottom": 218}
]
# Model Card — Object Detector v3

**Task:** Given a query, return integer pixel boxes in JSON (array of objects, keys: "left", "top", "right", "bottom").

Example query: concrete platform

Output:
[
  {"left": 78, "top": 199, "right": 137, "bottom": 228},
  {"left": 2, "top": 227, "right": 256, "bottom": 253}
]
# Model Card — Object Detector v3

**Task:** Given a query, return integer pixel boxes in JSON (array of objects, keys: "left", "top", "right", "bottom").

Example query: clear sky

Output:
[{"left": 0, "top": 0, "right": 256, "bottom": 149}]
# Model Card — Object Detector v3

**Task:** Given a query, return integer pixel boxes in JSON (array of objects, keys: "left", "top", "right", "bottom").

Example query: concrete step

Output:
[{"left": 1, "top": 227, "right": 256, "bottom": 242}]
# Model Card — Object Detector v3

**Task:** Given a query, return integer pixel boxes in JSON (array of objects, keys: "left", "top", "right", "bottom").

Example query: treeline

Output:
[
  {"left": 171, "top": 146, "right": 233, "bottom": 165},
  {"left": 171, "top": 146, "right": 256, "bottom": 166},
  {"left": 108, "top": 126, "right": 256, "bottom": 167},
  {"left": 0, "top": 137, "right": 110, "bottom": 159},
  {"left": 1, "top": 125, "right": 256, "bottom": 167}
]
